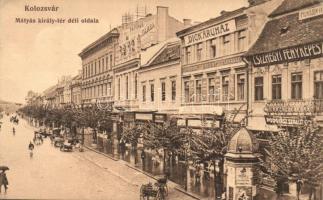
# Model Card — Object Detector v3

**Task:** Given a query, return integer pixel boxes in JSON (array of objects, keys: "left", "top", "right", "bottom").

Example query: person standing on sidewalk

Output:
[{"left": 0, "top": 170, "right": 9, "bottom": 194}]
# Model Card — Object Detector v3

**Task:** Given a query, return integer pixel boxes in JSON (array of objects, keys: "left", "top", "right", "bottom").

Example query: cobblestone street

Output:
[{"left": 0, "top": 115, "right": 195, "bottom": 200}]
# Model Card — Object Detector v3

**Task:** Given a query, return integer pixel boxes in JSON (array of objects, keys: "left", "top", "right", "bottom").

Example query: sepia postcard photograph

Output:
[{"left": 0, "top": 0, "right": 323, "bottom": 199}]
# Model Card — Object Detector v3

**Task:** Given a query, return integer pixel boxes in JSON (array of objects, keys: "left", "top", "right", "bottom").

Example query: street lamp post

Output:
[{"left": 212, "top": 151, "right": 222, "bottom": 200}]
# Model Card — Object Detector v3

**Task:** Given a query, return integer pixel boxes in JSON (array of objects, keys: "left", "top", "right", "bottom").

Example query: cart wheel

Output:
[{"left": 60, "top": 146, "right": 64, "bottom": 151}]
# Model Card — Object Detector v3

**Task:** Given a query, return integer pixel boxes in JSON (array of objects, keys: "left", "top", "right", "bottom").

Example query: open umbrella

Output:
[{"left": 0, "top": 166, "right": 9, "bottom": 171}]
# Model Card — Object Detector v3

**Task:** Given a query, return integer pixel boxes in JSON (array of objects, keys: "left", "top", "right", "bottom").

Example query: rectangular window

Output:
[
  {"left": 110, "top": 55, "right": 113, "bottom": 69},
  {"left": 107, "top": 82, "right": 111, "bottom": 96},
  {"left": 98, "top": 58, "right": 101, "bottom": 73},
  {"left": 118, "top": 78, "right": 120, "bottom": 100},
  {"left": 223, "top": 34, "right": 231, "bottom": 55},
  {"left": 94, "top": 61, "right": 97, "bottom": 74},
  {"left": 184, "top": 81, "right": 190, "bottom": 103},
  {"left": 209, "top": 78, "right": 215, "bottom": 102},
  {"left": 237, "top": 74, "right": 245, "bottom": 101},
  {"left": 161, "top": 82, "right": 166, "bottom": 101},
  {"left": 171, "top": 80, "right": 176, "bottom": 101},
  {"left": 151, "top": 84, "right": 154, "bottom": 102},
  {"left": 222, "top": 76, "right": 229, "bottom": 101},
  {"left": 196, "top": 79, "right": 202, "bottom": 102},
  {"left": 196, "top": 43, "right": 203, "bottom": 61},
  {"left": 255, "top": 77, "right": 264, "bottom": 101},
  {"left": 238, "top": 30, "right": 246, "bottom": 52},
  {"left": 314, "top": 71, "right": 323, "bottom": 99},
  {"left": 210, "top": 39, "right": 216, "bottom": 58},
  {"left": 103, "top": 84, "right": 107, "bottom": 96},
  {"left": 272, "top": 75, "right": 282, "bottom": 100},
  {"left": 135, "top": 74, "right": 138, "bottom": 99},
  {"left": 126, "top": 76, "right": 129, "bottom": 100},
  {"left": 291, "top": 73, "right": 302, "bottom": 99},
  {"left": 185, "top": 46, "right": 191, "bottom": 64},
  {"left": 106, "top": 55, "right": 109, "bottom": 71},
  {"left": 143, "top": 85, "right": 146, "bottom": 102}
]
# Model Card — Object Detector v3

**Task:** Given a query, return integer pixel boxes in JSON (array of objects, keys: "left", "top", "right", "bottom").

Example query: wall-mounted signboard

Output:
[{"left": 247, "top": 41, "right": 323, "bottom": 67}]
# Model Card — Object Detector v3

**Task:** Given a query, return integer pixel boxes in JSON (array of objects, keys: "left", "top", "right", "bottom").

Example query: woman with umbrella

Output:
[{"left": 0, "top": 166, "right": 9, "bottom": 194}]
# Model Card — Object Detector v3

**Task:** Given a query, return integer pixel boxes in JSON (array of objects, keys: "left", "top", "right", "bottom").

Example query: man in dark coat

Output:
[{"left": 0, "top": 170, "right": 8, "bottom": 193}]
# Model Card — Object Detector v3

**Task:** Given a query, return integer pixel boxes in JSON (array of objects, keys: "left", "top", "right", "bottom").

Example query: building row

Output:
[{"left": 38, "top": 0, "right": 323, "bottom": 138}]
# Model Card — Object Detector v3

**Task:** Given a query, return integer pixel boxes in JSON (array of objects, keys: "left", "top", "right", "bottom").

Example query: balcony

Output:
[{"left": 264, "top": 99, "right": 323, "bottom": 115}]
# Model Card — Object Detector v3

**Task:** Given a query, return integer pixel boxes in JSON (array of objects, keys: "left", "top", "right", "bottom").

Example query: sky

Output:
[{"left": 0, "top": 0, "right": 248, "bottom": 104}]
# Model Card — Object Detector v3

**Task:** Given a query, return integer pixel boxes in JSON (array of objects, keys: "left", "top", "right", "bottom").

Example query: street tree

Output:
[{"left": 262, "top": 125, "right": 323, "bottom": 199}]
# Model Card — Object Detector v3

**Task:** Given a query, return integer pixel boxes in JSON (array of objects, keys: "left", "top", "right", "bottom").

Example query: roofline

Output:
[
  {"left": 268, "top": 0, "right": 322, "bottom": 18},
  {"left": 79, "top": 28, "right": 119, "bottom": 57},
  {"left": 176, "top": 7, "right": 247, "bottom": 37},
  {"left": 141, "top": 40, "right": 180, "bottom": 68}
]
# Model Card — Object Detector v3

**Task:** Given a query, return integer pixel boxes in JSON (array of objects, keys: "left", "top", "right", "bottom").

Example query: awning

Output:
[{"left": 247, "top": 116, "right": 281, "bottom": 132}]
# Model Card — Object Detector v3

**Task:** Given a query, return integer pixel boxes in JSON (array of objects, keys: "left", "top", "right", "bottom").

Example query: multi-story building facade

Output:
[
  {"left": 70, "top": 73, "right": 82, "bottom": 106},
  {"left": 176, "top": 0, "right": 282, "bottom": 129},
  {"left": 42, "top": 85, "right": 57, "bottom": 108},
  {"left": 79, "top": 28, "right": 119, "bottom": 106},
  {"left": 137, "top": 38, "right": 181, "bottom": 121},
  {"left": 113, "top": 6, "right": 185, "bottom": 111},
  {"left": 246, "top": 0, "right": 323, "bottom": 132}
]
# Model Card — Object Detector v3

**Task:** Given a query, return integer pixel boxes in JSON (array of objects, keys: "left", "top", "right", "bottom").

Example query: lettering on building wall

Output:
[
  {"left": 248, "top": 41, "right": 323, "bottom": 67},
  {"left": 299, "top": 4, "right": 323, "bottom": 20},
  {"left": 184, "top": 19, "right": 236, "bottom": 46},
  {"left": 183, "top": 56, "right": 242, "bottom": 73},
  {"left": 265, "top": 115, "right": 312, "bottom": 126}
]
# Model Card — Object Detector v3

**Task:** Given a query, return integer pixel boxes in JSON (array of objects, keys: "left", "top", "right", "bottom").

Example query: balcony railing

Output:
[{"left": 264, "top": 99, "right": 323, "bottom": 115}]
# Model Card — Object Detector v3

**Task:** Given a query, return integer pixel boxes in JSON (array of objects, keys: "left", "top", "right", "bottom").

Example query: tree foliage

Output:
[{"left": 262, "top": 125, "right": 323, "bottom": 188}]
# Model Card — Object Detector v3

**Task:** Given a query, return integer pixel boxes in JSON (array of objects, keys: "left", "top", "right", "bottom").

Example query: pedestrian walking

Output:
[{"left": 0, "top": 170, "right": 8, "bottom": 194}]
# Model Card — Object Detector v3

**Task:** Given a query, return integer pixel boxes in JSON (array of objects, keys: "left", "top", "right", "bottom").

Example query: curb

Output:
[
  {"left": 85, "top": 145, "right": 202, "bottom": 200},
  {"left": 174, "top": 187, "right": 201, "bottom": 200},
  {"left": 125, "top": 164, "right": 201, "bottom": 200},
  {"left": 84, "top": 145, "right": 119, "bottom": 161}
]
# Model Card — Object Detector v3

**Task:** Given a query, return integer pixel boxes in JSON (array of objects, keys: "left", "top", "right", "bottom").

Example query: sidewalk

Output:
[{"left": 75, "top": 146, "right": 200, "bottom": 200}]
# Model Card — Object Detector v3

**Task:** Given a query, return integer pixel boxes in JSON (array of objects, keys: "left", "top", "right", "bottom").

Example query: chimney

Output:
[
  {"left": 157, "top": 6, "right": 169, "bottom": 43},
  {"left": 183, "top": 19, "right": 192, "bottom": 28},
  {"left": 248, "top": 0, "right": 269, "bottom": 6}
]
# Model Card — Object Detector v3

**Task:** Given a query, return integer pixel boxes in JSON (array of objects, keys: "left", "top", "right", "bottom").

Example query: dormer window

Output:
[{"left": 280, "top": 26, "right": 289, "bottom": 35}]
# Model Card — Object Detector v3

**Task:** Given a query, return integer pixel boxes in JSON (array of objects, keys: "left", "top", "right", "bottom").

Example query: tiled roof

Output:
[
  {"left": 176, "top": 7, "right": 247, "bottom": 37},
  {"left": 269, "top": 0, "right": 322, "bottom": 17},
  {"left": 246, "top": 12, "right": 323, "bottom": 56}
]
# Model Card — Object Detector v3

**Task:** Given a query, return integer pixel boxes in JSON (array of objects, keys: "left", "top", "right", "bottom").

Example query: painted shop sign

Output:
[
  {"left": 265, "top": 115, "right": 312, "bottom": 126},
  {"left": 299, "top": 4, "right": 323, "bottom": 20},
  {"left": 248, "top": 41, "right": 323, "bottom": 67},
  {"left": 135, "top": 113, "right": 153, "bottom": 121},
  {"left": 184, "top": 19, "right": 236, "bottom": 46}
]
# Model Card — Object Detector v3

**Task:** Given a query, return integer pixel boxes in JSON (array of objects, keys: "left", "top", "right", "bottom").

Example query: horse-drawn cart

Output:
[{"left": 139, "top": 176, "right": 168, "bottom": 200}]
